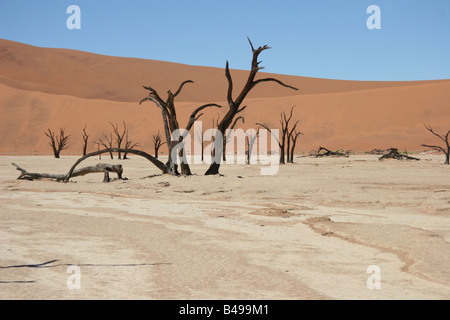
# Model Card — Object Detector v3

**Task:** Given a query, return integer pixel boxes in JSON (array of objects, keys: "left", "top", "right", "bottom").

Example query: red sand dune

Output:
[{"left": 0, "top": 39, "right": 449, "bottom": 155}]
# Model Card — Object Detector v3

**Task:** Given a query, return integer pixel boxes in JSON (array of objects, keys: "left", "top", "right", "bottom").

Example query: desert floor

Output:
[{"left": 0, "top": 154, "right": 449, "bottom": 300}]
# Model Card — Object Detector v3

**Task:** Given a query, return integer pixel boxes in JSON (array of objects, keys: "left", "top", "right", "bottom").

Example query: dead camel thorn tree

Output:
[
  {"left": 257, "top": 106, "right": 301, "bottom": 164},
  {"left": 421, "top": 123, "right": 450, "bottom": 165},
  {"left": 288, "top": 129, "right": 303, "bottom": 163},
  {"left": 44, "top": 128, "right": 70, "bottom": 158},
  {"left": 140, "top": 80, "right": 223, "bottom": 175},
  {"left": 284, "top": 107, "right": 303, "bottom": 164},
  {"left": 110, "top": 121, "right": 127, "bottom": 159},
  {"left": 95, "top": 133, "right": 114, "bottom": 159},
  {"left": 123, "top": 129, "right": 140, "bottom": 160},
  {"left": 152, "top": 131, "right": 165, "bottom": 159},
  {"left": 81, "top": 124, "right": 89, "bottom": 156},
  {"left": 204, "top": 38, "right": 299, "bottom": 175}
]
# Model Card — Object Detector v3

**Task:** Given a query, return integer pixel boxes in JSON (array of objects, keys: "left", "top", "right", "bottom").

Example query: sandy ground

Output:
[{"left": 0, "top": 154, "right": 449, "bottom": 300}]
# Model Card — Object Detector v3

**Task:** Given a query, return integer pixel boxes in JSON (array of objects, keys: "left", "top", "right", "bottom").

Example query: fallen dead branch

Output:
[
  {"left": 12, "top": 163, "right": 124, "bottom": 183},
  {"left": 310, "top": 147, "right": 349, "bottom": 158},
  {"left": 378, "top": 148, "right": 419, "bottom": 161}
]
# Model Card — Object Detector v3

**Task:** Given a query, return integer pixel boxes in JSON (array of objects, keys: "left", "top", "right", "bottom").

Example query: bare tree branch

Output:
[
  {"left": 185, "top": 103, "right": 223, "bottom": 132},
  {"left": 225, "top": 61, "right": 234, "bottom": 107},
  {"left": 421, "top": 144, "right": 445, "bottom": 153},
  {"left": 252, "top": 78, "right": 299, "bottom": 91},
  {"left": 173, "top": 80, "right": 194, "bottom": 98},
  {"left": 422, "top": 123, "right": 450, "bottom": 164}
]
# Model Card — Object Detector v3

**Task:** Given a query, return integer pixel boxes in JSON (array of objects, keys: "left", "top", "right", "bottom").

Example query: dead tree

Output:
[
  {"left": 257, "top": 106, "right": 298, "bottom": 164},
  {"left": 82, "top": 124, "right": 89, "bottom": 156},
  {"left": 44, "top": 128, "right": 70, "bottom": 158},
  {"left": 110, "top": 122, "right": 127, "bottom": 159},
  {"left": 289, "top": 130, "right": 303, "bottom": 163},
  {"left": 95, "top": 133, "right": 114, "bottom": 159},
  {"left": 312, "top": 147, "right": 349, "bottom": 158},
  {"left": 152, "top": 131, "right": 165, "bottom": 159},
  {"left": 285, "top": 108, "right": 300, "bottom": 163},
  {"left": 378, "top": 148, "right": 419, "bottom": 161},
  {"left": 204, "top": 38, "right": 298, "bottom": 175},
  {"left": 123, "top": 130, "right": 140, "bottom": 159},
  {"left": 195, "top": 125, "right": 204, "bottom": 162},
  {"left": 140, "top": 81, "right": 222, "bottom": 175},
  {"left": 421, "top": 124, "right": 450, "bottom": 165}
]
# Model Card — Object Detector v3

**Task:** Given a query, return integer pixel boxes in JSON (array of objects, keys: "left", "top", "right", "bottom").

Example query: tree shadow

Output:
[
  {"left": 0, "top": 260, "right": 171, "bottom": 269},
  {"left": 0, "top": 260, "right": 59, "bottom": 269},
  {"left": 0, "top": 260, "right": 171, "bottom": 284}
]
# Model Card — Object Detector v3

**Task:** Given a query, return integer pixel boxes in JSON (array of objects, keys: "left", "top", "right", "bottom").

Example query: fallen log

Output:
[
  {"left": 378, "top": 148, "right": 420, "bottom": 161},
  {"left": 12, "top": 163, "right": 124, "bottom": 182},
  {"left": 311, "top": 147, "right": 349, "bottom": 158}
]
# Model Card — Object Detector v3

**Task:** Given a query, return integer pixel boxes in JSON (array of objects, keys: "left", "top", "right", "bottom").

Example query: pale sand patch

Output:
[{"left": 0, "top": 155, "right": 449, "bottom": 299}]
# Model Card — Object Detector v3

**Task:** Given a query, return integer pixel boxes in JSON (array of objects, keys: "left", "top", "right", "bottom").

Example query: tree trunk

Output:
[
  {"left": 289, "top": 140, "right": 296, "bottom": 163},
  {"left": 206, "top": 162, "right": 221, "bottom": 176},
  {"left": 279, "top": 147, "right": 285, "bottom": 164},
  {"left": 289, "top": 131, "right": 302, "bottom": 163},
  {"left": 286, "top": 134, "right": 291, "bottom": 164}
]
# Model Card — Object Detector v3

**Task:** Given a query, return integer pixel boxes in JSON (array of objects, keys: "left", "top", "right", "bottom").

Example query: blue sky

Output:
[{"left": 0, "top": 0, "right": 449, "bottom": 81}]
